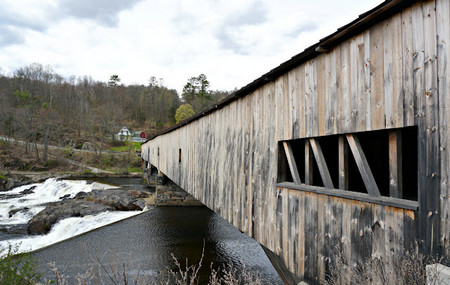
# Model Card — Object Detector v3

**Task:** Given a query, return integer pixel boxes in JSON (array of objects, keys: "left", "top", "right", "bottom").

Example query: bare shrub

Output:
[
  {"left": 208, "top": 263, "right": 268, "bottom": 285},
  {"left": 325, "top": 246, "right": 449, "bottom": 285}
]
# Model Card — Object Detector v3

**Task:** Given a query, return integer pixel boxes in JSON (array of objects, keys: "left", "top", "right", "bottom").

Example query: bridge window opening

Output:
[
  {"left": 278, "top": 127, "right": 417, "bottom": 201},
  {"left": 179, "top": 148, "right": 182, "bottom": 164}
]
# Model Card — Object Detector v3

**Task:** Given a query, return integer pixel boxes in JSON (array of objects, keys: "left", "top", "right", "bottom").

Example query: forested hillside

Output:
[{"left": 0, "top": 63, "right": 230, "bottom": 168}]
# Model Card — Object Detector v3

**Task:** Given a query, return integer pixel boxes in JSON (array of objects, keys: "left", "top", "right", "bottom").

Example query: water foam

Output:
[
  {"left": 0, "top": 211, "right": 142, "bottom": 253},
  {"left": 0, "top": 178, "right": 145, "bottom": 255},
  {"left": 0, "top": 178, "right": 118, "bottom": 225}
]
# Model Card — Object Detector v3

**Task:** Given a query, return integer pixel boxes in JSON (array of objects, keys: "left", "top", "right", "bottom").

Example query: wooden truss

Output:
[{"left": 283, "top": 130, "right": 403, "bottom": 198}]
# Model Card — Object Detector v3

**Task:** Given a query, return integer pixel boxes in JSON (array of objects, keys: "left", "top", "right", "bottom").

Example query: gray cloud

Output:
[
  {"left": 0, "top": 4, "right": 52, "bottom": 47},
  {"left": 287, "top": 22, "right": 319, "bottom": 38},
  {"left": 0, "top": 0, "right": 144, "bottom": 48},
  {"left": 0, "top": 26, "right": 25, "bottom": 46},
  {"left": 216, "top": 1, "right": 268, "bottom": 55},
  {"left": 216, "top": 28, "right": 250, "bottom": 55},
  {"left": 58, "top": 0, "right": 145, "bottom": 27},
  {"left": 0, "top": 13, "right": 48, "bottom": 33},
  {"left": 226, "top": 2, "right": 268, "bottom": 27}
]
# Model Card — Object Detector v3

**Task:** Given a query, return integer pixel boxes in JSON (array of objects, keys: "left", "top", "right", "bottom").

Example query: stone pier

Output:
[{"left": 143, "top": 165, "right": 203, "bottom": 207}]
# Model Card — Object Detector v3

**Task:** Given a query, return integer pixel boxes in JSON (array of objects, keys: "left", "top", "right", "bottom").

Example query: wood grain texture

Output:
[
  {"left": 437, "top": 0, "right": 450, "bottom": 256},
  {"left": 141, "top": 0, "right": 449, "bottom": 280}
]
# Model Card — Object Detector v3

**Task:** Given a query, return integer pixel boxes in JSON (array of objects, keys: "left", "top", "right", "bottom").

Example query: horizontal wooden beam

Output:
[{"left": 277, "top": 182, "right": 418, "bottom": 211}]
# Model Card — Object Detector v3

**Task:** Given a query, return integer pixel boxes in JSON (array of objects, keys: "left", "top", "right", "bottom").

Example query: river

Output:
[{"left": 1, "top": 177, "right": 283, "bottom": 284}]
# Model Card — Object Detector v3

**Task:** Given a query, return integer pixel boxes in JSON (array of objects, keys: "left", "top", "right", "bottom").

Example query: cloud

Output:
[
  {"left": 0, "top": 0, "right": 144, "bottom": 47},
  {"left": 286, "top": 22, "right": 318, "bottom": 39},
  {"left": 216, "top": 1, "right": 269, "bottom": 55},
  {"left": 0, "top": 26, "right": 25, "bottom": 46},
  {"left": 57, "top": 0, "right": 145, "bottom": 27},
  {"left": 0, "top": 2, "right": 53, "bottom": 47},
  {"left": 226, "top": 1, "right": 268, "bottom": 27}
]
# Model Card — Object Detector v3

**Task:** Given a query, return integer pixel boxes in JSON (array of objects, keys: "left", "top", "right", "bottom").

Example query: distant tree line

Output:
[{"left": 0, "top": 63, "right": 232, "bottom": 162}]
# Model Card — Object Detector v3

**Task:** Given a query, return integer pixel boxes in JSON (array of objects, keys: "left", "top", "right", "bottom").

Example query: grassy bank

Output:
[{"left": 0, "top": 140, "right": 142, "bottom": 175}]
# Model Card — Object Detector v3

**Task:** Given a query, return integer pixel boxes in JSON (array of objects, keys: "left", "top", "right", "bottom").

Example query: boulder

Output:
[
  {"left": 20, "top": 186, "right": 36, "bottom": 195},
  {"left": 28, "top": 200, "right": 114, "bottom": 235},
  {"left": 81, "top": 142, "right": 97, "bottom": 151},
  {"left": 27, "top": 188, "right": 150, "bottom": 235}
]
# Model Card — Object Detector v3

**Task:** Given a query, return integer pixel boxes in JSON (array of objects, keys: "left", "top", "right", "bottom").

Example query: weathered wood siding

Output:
[{"left": 142, "top": 0, "right": 450, "bottom": 281}]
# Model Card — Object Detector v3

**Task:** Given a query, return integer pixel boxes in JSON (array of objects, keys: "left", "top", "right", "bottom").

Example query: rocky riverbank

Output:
[{"left": 0, "top": 171, "right": 143, "bottom": 192}]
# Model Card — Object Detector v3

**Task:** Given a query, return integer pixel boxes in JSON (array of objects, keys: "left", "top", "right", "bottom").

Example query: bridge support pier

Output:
[{"left": 143, "top": 164, "right": 202, "bottom": 206}]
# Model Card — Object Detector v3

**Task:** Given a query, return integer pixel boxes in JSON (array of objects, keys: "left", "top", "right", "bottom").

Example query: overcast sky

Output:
[{"left": 0, "top": 0, "right": 383, "bottom": 94}]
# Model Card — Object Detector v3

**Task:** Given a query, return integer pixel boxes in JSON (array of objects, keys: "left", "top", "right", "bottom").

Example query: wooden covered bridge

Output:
[{"left": 142, "top": 0, "right": 450, "bottom": 283}]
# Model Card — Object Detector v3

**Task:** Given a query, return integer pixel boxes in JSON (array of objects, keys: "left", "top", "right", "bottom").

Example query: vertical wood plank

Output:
[
  {"left": 384, "top": 19, "right": 394, "bottom": 128},
  {"left": 402, "top": 6, "right": 415, "bottom": 127},
  {"left": 317, "top": 194, "right": 326, "bottom": 281},
  {"left": 297, "top": 191, "right": 306, "bottom": 278},
  {"left": 299, "top": 65, "right": 307, "bottom": 138},
  {"left": 356, "top": 33, "right": 367, "bottom": 132},
  {"left": 341, "top": 201, "right": 352, "bottom": 284},
  {"left": 364, "top": 30, "right": 372, "bottom": 131},
  {"left": 422, "top": 0, "right": 440, "bottom": 254},
  {"left": 305, "top": 60, "right": 313, "bottom": 137},
  {"left": 339, "top": 135, "right": 349, "bottom": 190},
  {"left": 350, "top": 36, "right": 359, "bottom": 131},
  {"left": 329, "top": 48, "right": 338, "bottom": 135},
  {"left": 335, "top": 45, "right": 344, "bottom": 134},
  {"left": 318, "top": 55, "right": 327, "bottom": 136},
  {"left": 305, "top": 140, "right": 314, "bottom": 185},
  {"left": 370, "top": 22, "right": 385, "bottom": 130},
  {"left": 289, "top": 69, "right": 300, "bottom": 138},
  {"left": 312, "top": 59, "right": 319, "bottom": 137},
  {"left": 437, "top": 0, "right": 450, "bottom": 256},
  {"left": 389, "top": 130, "right": 403, "bottom": 198},
  {"left": 392, "top": 13, "right": 404, "bottom": 128},
  {"left": 288, "top": 192, "right": 300, "bottom": 275},
  {"left": 341, "top": 41, "right": 351, "bottom": 133},
  {"left": 412, "top": 1, "right": 428, "bottom": 252},
  {"left": 282, "top": 189, "right": 289, "bottom": 270}
]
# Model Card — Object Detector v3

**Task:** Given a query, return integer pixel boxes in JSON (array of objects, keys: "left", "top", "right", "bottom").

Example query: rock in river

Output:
[{"left": 27, "top": 189, "right": 149, "bottom": 235}]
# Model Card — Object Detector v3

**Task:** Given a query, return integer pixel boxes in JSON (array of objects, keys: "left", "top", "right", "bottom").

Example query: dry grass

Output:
[{"left": 325, "top": 246, "right": 449, "bottom": 285}]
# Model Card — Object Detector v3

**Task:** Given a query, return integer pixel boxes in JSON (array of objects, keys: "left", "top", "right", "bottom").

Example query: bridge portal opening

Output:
[{"left": 278, "top": 127, "right": 418, "bottom": 201}]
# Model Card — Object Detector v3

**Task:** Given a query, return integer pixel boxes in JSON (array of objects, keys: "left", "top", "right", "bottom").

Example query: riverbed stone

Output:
[
  {"left": 28, "top": 200, "right": 115, "bottom": 235},
  {"left": 27, "top": 188, "right": 150, "bottom": 235}
]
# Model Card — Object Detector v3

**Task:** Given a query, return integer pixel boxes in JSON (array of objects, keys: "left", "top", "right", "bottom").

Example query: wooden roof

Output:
[{"left": 146, "top": 0, "right": 419, "bottom": 142}]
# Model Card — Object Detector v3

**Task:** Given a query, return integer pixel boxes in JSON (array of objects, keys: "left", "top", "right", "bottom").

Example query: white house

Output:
[{"left": 116, "top": 126, "right": 132, "bottom": 141}]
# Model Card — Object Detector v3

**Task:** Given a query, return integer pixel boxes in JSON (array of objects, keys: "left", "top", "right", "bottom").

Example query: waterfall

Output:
[{"left": 0, "top": 178, "right": 143, "bottom": 254}]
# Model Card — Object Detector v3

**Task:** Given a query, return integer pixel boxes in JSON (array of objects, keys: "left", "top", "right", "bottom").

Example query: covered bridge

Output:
[{"left": 142, "top": 0, "right": 450, "bottom": 283}]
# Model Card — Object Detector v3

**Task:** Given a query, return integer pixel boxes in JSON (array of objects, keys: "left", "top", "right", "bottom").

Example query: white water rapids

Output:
[{"left": 0, "top": 178, "right": 143, "bottom": 254}]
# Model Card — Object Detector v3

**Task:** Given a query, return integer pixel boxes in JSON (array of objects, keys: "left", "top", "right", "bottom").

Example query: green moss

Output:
[
  {"left": 109, "top": 142, "right": 141, "bottom": 152},
  {"left": 0, "top": 173, "right": 6, "bottom": 181},
  {"left": 127, "top": 167, "right": 142, "bottom": 173}
]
